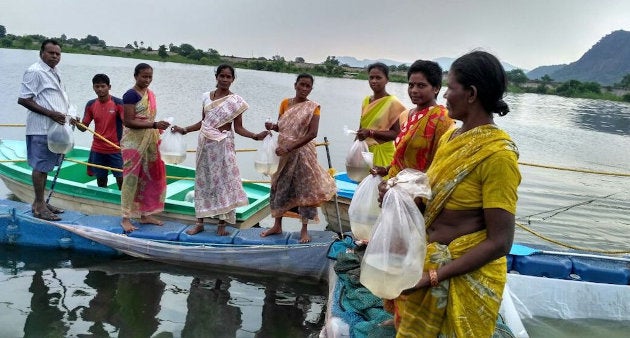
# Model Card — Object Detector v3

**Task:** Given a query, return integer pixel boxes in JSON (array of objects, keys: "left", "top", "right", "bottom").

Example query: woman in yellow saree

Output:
[
  {"left": 355, "top": 62, "right": 406, "bottom": 167},
  {"left": 370, "top": 60, "right": 453, "bottom": 179},
  {"left": 388, "top": 52, "right": 521, "bottom": 337},
  {"left": 120, "top": 63, "right": 171, "bottom": 233}
]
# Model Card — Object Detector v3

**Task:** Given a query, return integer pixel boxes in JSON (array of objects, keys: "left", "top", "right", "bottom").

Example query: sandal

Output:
[{"left": 33, "top": 209, "right": 61, "bottom": 221}]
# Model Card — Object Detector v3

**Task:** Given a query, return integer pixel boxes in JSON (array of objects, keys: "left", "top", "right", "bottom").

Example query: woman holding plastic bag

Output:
[
  {"left": 379, "top": 52, "right": 521, "bottom": 337},
  {"left": 172, "top": 64, "right": 268, "bottom": 236},
  {"left": 370, "top": 60, "right": 453, "bottom": 179},
  {"left": 260, "top": 73, "right": 336, "bottom": 243},
  {"left": 354, "top": 62, "right": 406, "bottom": 168}
]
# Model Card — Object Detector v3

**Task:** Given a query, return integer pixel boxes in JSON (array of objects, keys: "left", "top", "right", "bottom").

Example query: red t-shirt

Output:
[{"left": 82, "top": 96, "right": 124, "bottom": 154}]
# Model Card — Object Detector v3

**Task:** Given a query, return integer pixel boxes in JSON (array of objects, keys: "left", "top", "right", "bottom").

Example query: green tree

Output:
[
  {"left": 178, "top": 43, "right": 195, "bottom": 57},
  {"left": 133, "top": 40, "right": 138, "bottom": 48},
  {"left": 158, "top": 44, "right": 168, "bottom": 58},
  {"left": 541, "top": 74, "right": 554, "bottom": 84},
  {"left": 0, "top": 25, "right": 6, "bottom": 38},
  {"left": 295, "top": 56, "right": 305, "bottom": 63},
  {"left": 619, "top": 74, "right": 630, "bottom": 89},
  {"left": 323, "top": 56, "right": 340, "bottom": 66},
  {"left": 507, "top": 69, "right": 528, "bottom": 86}
]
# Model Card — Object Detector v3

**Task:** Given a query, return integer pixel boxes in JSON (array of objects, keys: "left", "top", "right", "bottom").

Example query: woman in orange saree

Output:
[
  {"left": 120, "top": 63, "right": 171, "bottom": 233},
  {"left": 261, "top": 74, "right": 336, "bottom": 243}
]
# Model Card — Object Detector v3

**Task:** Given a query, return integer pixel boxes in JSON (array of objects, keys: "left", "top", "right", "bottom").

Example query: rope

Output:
[
  {"left": 0, "top": 123, "right": 26, "bottom": 127},
  {"left": 74, "top": 121, "right": 121, "bottom": 150},
  {"left": 516, "top": 221, "right": 630, "bottom": 254},
  {"left": 518, "top": 161, "right": 630, "bottom": 177}
]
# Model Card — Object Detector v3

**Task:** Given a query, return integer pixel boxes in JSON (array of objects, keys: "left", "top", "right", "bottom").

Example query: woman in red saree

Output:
[
  {"left": 120, "top": 63, "right": 171, "bottom": 233},
  {"left": 371, "top": 60, "right": 453, "bottom": 178},
  {"left": 261, "top": 74, "right": 336, "bottom": 243}
]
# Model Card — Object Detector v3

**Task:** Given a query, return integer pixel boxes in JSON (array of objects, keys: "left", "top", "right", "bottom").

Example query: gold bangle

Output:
[{"left": 429, "top": 269, "right": 439, "bottom": 287}]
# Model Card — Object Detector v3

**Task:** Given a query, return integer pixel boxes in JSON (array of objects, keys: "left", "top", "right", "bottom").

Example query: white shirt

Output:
[{"left": 19, "top": 59, "right": 69, "bottom": 135}]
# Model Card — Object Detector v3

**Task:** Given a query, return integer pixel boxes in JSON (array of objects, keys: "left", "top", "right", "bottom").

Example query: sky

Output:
[{"left": 1, "top": 0, "right": 630, "bottom": 70}]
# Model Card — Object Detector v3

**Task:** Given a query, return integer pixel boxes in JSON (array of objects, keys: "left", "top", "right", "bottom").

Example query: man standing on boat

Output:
[
  {"left": 17, "top": 39, "right": 69, "bottom": 221},
  {"left": 74, "top": 74, "right": 124, "bottom": 189}
]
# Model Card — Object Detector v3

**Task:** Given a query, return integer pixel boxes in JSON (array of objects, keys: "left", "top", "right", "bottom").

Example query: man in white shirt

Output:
[{"left": 17, "top": 39, "right": 69, "bottom": 221}]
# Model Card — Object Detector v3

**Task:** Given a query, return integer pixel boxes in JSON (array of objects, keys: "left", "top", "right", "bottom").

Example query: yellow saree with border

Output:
[
  {"left": 395, "top": 125, "right": 519, "bottom": 338},
  {"left": 359, "top": 95, "right": 406, "bottom": 166}
]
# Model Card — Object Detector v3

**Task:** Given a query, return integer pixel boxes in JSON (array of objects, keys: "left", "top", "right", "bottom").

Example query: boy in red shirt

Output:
[{"left": 76, "top": 74, "right": 124, "bottom": 189}]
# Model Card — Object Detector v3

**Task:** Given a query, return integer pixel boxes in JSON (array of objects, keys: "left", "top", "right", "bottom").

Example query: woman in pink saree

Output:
[
  {"left": 172, "top": 64, "right": 268, "bottom": 236},
  {"left": 120, "top": 63, "right": 171, "bottom": 233},
  {"left": 261, "top": 74, "right": 337, "bottom": 243}
]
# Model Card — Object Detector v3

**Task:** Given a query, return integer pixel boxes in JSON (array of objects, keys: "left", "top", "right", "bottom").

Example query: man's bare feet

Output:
[
  {"left": 140, "top": 215, "right": 163, "bottom": 225},
  {"left": 260, "top": 225, "right": 282, "bottom": 237},
  {"left": 299, "top": 227, "right": 311, "bottom": 243},
  {"left": 216, "top": 224, "right": 229, "bottom": 236},
  {"left": 186, "top": 223, "right": 204, "bottom": 235},
  {"left": 121, "top": 218, "right": 138, "bottom": 233}
]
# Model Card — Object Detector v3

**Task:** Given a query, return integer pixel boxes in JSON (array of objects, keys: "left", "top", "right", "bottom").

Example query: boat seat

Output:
[
  {"left": 127, "top": 220, "right": 188, "bottom": 241},
  {"left": 512, "top": 254, "right": 573, "bottom": 279},
  {"left": 571, "top": 257, "right": 630, "bottom": 285},
  {"left": 165, "top": 180, "right": 194, "bottom": 199},
  {"left": 233, "top": 227, "right": 290, "bottom": 245},
  {"left": 178, "top": 225, "right": 238, "bottom": 244},
  {"left": 288, "top": 230, "right": 339, "bottom": 245}
]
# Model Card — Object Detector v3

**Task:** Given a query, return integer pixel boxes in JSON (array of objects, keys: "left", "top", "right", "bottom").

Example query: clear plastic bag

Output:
[
  {"left": 360, "top": 169, "right": 431, "bottom": 299},
  {"left": 160, "top": 117, "right": 187, "bottom": 164},
  {"left": 345, "top": 139, "right": 371, "bottom": 182},
  {"left": 47, "top": 115, "right": 74, "bottom": 154},
  {"left": 254, "top": 132, "right": 279, "bottom": 176},
  {"left": 348, "top": 174, "right": 382, "bottom": 241}
]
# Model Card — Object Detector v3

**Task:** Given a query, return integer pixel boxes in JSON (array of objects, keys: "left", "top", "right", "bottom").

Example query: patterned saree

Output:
[
  {"left": 270, "top": 100, "right": 336, "bottom": 220},
  {"left": 387, "top": 105, "right": 452, "bottom": 178},
  {"left": 194, "top": 93, "right": 249, "bottom": 223},
  {"left": 120, "top": 90, "right": 166, "bottom": 218}
]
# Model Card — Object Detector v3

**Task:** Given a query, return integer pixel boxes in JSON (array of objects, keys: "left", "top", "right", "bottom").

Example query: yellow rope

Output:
[
  {"left": 65, "top": 158, "right": 122, "bottom": 173},
  {"left": 516, "top": 222, "right": 630, "bottom": 254},
  {"left": 0, "top": 123, "right": 26, "bottom": 127},
  {"left": 519, "top": 161, "right": 630, "bottom": 177},
  {"left": 0, "top": 159, "right": 27, "bottom": 162},
  {"left": 74, "top": 121, "right": 122, "bottom": 150}
]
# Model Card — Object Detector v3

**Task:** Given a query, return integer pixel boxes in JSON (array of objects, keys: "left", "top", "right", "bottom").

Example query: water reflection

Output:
[
  {"left": 0, "top": 246, "right": 327, "bottom": 338},
  {"left": 574, "top": 100, "right": 630, "bottom": 136}
]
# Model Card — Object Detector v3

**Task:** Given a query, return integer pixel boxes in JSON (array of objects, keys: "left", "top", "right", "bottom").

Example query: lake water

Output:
[{"left": 1, "top": 48, "right": 630, "bottom": 337}]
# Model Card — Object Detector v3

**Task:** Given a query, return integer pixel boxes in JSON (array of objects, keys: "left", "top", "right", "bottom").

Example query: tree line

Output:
[{"left": 2, "top": 25, "right": 629, "bottom": 102}]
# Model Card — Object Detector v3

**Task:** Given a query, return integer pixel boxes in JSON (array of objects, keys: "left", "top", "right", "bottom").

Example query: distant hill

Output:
[
  {"left": 527, "top": 64, "right": 567, "bottom": 80},
  {"left": 542, "top": 30, "right": 630, "bottom": 85},
  {"left": 337, "top": 56, "right": 518, "bottom": 72}
]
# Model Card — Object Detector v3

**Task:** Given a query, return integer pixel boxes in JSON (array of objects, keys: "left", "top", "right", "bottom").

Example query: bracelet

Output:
[
  {"left": 183, "top": 127, "right": 188, "bottom": 135},
  {"left": 369, "top": 129, "right": 374, "bottom": 138},
  {"left": 429, "top": 269, "right": 439, "bottom": 287},
  {"left": 152, "top": 122, "right": 157, "bottom": 129}
]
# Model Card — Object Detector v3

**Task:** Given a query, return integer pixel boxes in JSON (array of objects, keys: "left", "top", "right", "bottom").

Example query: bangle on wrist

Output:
[
  {"left": 183, "top": 127, "right": 188, "bottom": 134},
  {"left": 429, "top": 269, "right": 439, "bottom": 287},
  {"left": 369, "top": 129, "right": 374, "bottom": 138},
  {"left": 152, "top": 122, "right": 157, "bottom": 129}
]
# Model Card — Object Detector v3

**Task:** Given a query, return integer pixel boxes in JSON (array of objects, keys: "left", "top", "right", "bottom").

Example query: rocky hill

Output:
[{"left": 529, "top": 30, "right": 630, "bottom": 85}]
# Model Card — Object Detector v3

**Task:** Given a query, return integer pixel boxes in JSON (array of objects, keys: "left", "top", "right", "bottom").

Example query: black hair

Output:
[
  {"left": 92, "top": 73, "right": 110, "bottom": 86},
  {"left": 295, "top": 73, "right": 314, "bottom": 85},
  {"left": 40, "top": 39, "right": 60, "bottom": 54},
  {"left": 134, "top": 63, "right": 153, "bottom": 76},
  {"left": 450, "top": 51, "right": 510, "bottom": 116},
  {"left": 407, "top": 60, "right": 443, "bottom": 98},
  {"left": 367, "top": 62, "right": 389, "bottom": 80},
  {"left": 215, "top": 64, "right": 235, "bottom": 79}
]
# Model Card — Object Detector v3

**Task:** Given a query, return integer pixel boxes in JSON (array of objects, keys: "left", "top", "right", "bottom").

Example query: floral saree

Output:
[
  {"left": 120, "top": 89, "right": 166, "bottom": 218},
  {"left": 395, "top": 125, "right": 519, "bottom": 338},
  {"left": 270, "top": 100, "right": 336, "bottom": 220},
  {"left": 387, "top": 105, "right": 452, "bottom": 178},
  {"left": 194, "top": 93, "right": 249, "bottom": 223},
  {"left": 359, "top": 95, "right": 406, "bottom": 166}
]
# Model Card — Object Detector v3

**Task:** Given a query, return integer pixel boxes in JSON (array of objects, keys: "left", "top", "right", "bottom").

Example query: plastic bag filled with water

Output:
[
  {"left": 160, "top": 117, "right": 187, "bottom": 164},
  {"left": 47, "top": 115, "right": 74, "bottom": 154},
  {"left": 254, "top": 132, "right": 279, "bottom": 176}
]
